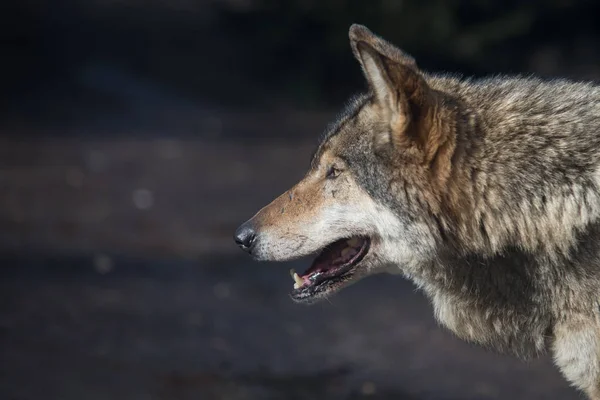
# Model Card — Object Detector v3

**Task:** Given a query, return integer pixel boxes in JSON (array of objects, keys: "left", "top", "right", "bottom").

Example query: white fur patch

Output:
[{"left": 553, "top": 323, "right": 600, "bottom": 392}]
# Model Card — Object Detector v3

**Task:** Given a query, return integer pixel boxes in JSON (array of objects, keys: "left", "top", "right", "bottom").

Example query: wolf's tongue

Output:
[
  {"left": 289, "top": 237, "right": 367, "bottom": 290},
  {"left": 305, "top": 238, "right": 360, "bottom": 276}
]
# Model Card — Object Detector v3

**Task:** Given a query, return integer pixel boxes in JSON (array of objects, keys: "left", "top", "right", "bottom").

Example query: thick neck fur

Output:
[{"left": 428, "top": 75, "right": 600, "bottom": 259}]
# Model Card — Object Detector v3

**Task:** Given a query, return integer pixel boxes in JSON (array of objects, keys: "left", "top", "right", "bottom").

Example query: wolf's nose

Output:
[{"left": 234, "top": 223, "right": 256, "bottom": 253}]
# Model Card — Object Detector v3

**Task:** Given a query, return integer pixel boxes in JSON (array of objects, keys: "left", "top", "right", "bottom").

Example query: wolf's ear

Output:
[
  {"left": 349, "top": 25, "right": 438, "bottom": 153},
  {"left": 349, "top": 24, "right": 420, "bottom": 105}
]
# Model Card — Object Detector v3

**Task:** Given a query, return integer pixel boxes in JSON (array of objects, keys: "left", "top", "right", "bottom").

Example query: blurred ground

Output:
[{"left": 0, "top": 253, "right": 579, "bottom": 400}]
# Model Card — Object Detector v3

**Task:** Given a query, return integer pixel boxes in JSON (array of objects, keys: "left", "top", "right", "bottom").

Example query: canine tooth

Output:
[
  {"left": 293, "top": 272, "right": 304, "bottom": 288},
  {"left": 347, "top": 237, "right": 361, "bottom": 247},
  {"left": 290, "top": 269, "right": 296, "bottom": 279}
]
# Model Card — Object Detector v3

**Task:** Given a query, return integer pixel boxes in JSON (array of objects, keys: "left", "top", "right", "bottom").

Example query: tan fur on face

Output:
[
  {"left": 248, "top": 150, "right": 376, "bottom": 261},
  {"left": 251, "top": 151, "right": 341, "bottom": 230}
]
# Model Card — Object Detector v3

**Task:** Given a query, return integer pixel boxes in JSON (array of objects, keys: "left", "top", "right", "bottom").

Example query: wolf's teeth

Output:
[
  {"left": 347, "top": 237, "right": 361, "bottom": 247},
  {"left": 293, "top": 272, "right": 304, "bottom": 288},
  {"left": 290, "top": 268, "right": 296, "bottom": 279}
]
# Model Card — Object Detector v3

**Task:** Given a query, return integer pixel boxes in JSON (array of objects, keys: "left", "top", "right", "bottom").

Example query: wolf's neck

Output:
[{"left": 438, "top": 108, "right": 600, "bottom": 259}]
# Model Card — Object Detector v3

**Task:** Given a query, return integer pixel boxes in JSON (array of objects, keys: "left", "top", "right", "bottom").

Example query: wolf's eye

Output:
[{"left": 326, "top": 166, "right": 341, "bottom": 179}]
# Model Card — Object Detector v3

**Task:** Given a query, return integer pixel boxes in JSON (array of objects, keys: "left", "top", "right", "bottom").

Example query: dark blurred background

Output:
[{"left": 2, "top": 1, "right": 600, "bottom": 399}]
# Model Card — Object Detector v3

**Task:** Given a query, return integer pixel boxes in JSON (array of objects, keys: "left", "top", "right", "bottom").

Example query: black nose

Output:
[{"left": 234, "top": 222, "right": 256, "bottom": 252}]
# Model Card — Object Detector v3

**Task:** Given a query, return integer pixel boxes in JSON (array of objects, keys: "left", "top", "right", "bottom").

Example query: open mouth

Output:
[{"left": 289, "top": 236, "right": 370, "bottom": 300}]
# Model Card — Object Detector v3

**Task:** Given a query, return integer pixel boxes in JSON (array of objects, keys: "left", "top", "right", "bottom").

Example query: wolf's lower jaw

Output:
[{"left": 289, "top": 236, "right": 370, "bottom": 300}]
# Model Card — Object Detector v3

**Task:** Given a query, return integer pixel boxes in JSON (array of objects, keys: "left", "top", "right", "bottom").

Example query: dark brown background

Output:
[{"left": 2, "top": 1, "right": 600, "bottom": 399}]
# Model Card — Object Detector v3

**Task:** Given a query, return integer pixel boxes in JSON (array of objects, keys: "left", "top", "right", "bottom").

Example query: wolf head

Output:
[{"left": 235, "top": 24, "right": 459, "bottom": 303}]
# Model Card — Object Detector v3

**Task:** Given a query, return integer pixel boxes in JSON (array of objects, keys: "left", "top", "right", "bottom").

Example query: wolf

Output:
[{"left": 234, "top": 24, "right": 600, "bottom": 399}]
